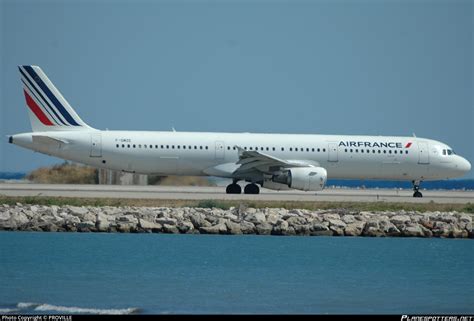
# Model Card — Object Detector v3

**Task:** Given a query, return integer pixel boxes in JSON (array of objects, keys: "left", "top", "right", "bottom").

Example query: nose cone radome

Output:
[
  {"left": 461, "top": 158, "right": 471, "bottom": 173},
  {"left": 455, "top": 157, "right": 471, "bottom": 176}
]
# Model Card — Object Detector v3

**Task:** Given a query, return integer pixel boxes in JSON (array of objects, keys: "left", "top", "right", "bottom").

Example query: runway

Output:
[{"left": 0, "top": 183, "right": 473, "bottom": 203}]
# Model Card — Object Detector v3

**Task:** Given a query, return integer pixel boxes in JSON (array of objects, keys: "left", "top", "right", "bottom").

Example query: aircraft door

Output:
[
  {"left": 328, "top": 142, "right": 338, "bottom": 162},
  {"left": 418, "top": 142, "right": 430, "bottom": 164},
  {"left": 90, "top": 133, "right": 102, "bottom": 157},
  {"left": 215, "top": 141, "right": 225, "bottom": 160}
]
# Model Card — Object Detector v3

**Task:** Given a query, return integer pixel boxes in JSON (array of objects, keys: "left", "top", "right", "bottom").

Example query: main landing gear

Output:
[
  {"left": 412, "top": 180, "right": 423, "bottom": 198},
  {"left": 225, "top": 181, "right": 260, "bottom": 194}
]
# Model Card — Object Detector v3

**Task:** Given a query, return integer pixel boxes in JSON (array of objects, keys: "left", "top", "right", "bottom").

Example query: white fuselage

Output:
[{"left": 11, "top": 130, "right": 471, "bottom": 182}]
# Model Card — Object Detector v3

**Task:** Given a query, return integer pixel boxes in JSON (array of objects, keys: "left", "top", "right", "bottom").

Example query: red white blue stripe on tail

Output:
[{"left": 18, "top": 65, "right": 92, "bottom": 131}]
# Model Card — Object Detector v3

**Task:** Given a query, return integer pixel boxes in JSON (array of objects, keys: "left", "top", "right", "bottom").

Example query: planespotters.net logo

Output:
[{"left": 401, "top": 316, "right": 474, "bottom": 321}]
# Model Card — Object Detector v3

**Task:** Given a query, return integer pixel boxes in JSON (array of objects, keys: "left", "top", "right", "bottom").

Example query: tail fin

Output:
[{"left": 18, "top": 65, "right": 94, "bottom": 132}]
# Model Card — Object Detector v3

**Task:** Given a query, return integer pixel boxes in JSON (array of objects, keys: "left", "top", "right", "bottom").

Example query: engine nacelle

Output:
[
  {"left": 272, "top": 167, "right": 327, "bottom": 191},
  {"left": 261, "top": 180, "right": 291, "bottom": 191}
]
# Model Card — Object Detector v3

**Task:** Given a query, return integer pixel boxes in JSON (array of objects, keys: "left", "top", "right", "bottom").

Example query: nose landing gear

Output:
[{"left": 412, "top": 180, "right": 423, "bottom": 198}]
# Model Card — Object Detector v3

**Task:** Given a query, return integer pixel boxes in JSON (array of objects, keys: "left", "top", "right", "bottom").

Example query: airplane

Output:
[{"left": 9, "top": 65, "right": 471, "bottom": 197}]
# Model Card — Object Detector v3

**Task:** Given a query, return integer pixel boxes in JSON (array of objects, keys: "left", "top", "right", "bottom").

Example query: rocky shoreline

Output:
[{"left": 0, "top": 204, "right": 472, "bottom": 238}]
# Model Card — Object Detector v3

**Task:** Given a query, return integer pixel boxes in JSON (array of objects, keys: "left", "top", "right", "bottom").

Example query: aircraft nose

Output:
[{"left": 457, "top": 157, "right": 471, "bottom": 174}]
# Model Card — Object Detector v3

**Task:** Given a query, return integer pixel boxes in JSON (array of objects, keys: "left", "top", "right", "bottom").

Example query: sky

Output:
[{"left": 0, "top": 0, "right": 473, "bottom": 178}]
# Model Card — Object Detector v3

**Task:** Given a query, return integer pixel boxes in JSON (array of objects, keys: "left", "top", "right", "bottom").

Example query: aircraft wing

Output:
[{"left": 232, "top": 146, "right": 314, "bottom": 177}]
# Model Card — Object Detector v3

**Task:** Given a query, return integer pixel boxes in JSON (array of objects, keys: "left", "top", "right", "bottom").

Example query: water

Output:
[{"left": 0, "top": 232, "right": 472, "bottom": 314}]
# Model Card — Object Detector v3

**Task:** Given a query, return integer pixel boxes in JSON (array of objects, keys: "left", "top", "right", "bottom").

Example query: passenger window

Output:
[
  {"left": 345, "top": 149, "right": 348, "bottom": 152},
  {"left": 350, "top": 149, "right": 353, "bottom": 153},
  {"left": 127, "top": 144, "right": 130, "bottom": 148},
  {"left": 122, "top": 144, "right": 125, "bottom": 148},
  {"left": 272, "top": 147, "right": 275, "bottom": 151},
  {"left": 389, "top": 150, "right": 392, "bottom": 154},
  {"left": 383, "top": 150, "right": 386, "bottom": 154},
  {"left": 177, "top": 145, "right": 180, "bottom": 149},
  {"left": 306, "top": 148, "right": 309, "bottom": 152},
  {"left": 317, "top": 148, "right": 320, "bottom": 152},
  {"left": 156, "top": 145, "right": 159, "bottom": 149},
  {"left": 281, "top": 147, "right": 285, "bottom": 151},
  {"left": 233, "top": 147, "right": 236, "bottom": 150},
  {"left": 266, "top": 147, "right": 269, "bottom": 151},
  {"left": 312, "top": 148, "right": 314, "bottom": 152},
  {"left": 378, "top": 150, "right": 381, "bottom": 154},
  {"left": 323, "top": 148, "right": 326, "bottom": 152},
  {"left": 406, "top": 150, "right": 408, "bottom": 154},
  {"left": 194, "top": 146, "right": 197, "bottom": 149},
  {"left": 355, "top": 149, "right": 358, "bottom": 153},
  {"left": 372, "top": 150, "right": 375, "bottom": 153},
  {"left": 290, "top": 148, "right": 293, "bottom": 151},
  {"left": 183, "top": 146, "right": 186, "bottom": 149},
  {"left": 205, "top": 146, "right": 208, "bottom": 150},
  {"left": 361, "top": 150, "right": 364, "bottom": 153},
  {"left": 200, "top": 146, "right": 203, "bottom": 149},
  {"left": 133, "top": 144, "right": 136, "bottom": 148}
]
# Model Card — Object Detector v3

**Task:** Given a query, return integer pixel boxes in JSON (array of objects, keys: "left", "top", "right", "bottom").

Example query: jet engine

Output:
[{"left": 271, "top": 167, "right": 327, "bottom": 191}]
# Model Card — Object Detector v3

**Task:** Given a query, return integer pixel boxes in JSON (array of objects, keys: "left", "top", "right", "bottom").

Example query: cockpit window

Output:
[
  {"left": 447, "top": 149, "right": 453, "bottom": 155},
  {"left": 443, "top": 149, "right": 446, "bottom": 155}
]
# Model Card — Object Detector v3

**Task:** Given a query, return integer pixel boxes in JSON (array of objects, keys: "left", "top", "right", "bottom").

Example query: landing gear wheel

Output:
[
  {"left": 413, "top": 191, "right": 423, "bottom": 198},
  {"left": 226, "top": 183, "right": 241, "bottom": 194},
  {"left": 244, "top": 183, "right": 260, "bottom": 194}
]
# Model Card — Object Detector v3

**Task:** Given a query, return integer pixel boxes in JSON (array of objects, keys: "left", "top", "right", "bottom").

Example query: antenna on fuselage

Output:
[
  {"left": 412, "top": 133, "right": 417, "bottom": 137},
  {"left": 172, "top": 127, "right": 176, "bottom": 132}
]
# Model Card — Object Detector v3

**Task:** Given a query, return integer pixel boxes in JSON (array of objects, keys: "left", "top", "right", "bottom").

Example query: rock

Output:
[
  {"left": 432, "top": 221, "right": 451, "bottom": 237},
  {"left": 402, "top": 225, "right": 424, "bottom": 237},
  {"left": 200, "top": 223, "right": 227, "bottom": 234},
  {"left": 96, "top": 213, "right": 111, "bottom": 232},
  {"left": 139, "top": 219, "right": 163, "bottom": 232},
  {"left": 224, "top": 213, "right": 239, "bottom": 222},
  {"left": 12, "top": 212, "right": 30, "bottom": 226},
  {"left": 155, "top": 217, "right": 177, "bottom": 226},
  {"left": 77, "top": 221, "right": 95, "bottom": 232},
  {"left": 245, "top": 212, "right": 266, "bottom": 224},
  {"left": 68, "top": 206, "right": 89, "bottom": 217},
  {"left": 240, "top": 221, "right": 256, "bottom": 234},
  {"left": 225, "top": 221, "right": 242, "bottom": 234},
  {"left": 162, "top": 224, "right": 180, "bottom": 234},
  {"left": 177, "top": 221, "right": 194, "bottom": 234},
  {"left": 390, "top": 215, "right": 411, "bottom": 225},
  {"left": 0, "top": 211, "right": 11, "bottom": 222},
  {"left": 363, "top": 220, "right": 384, "bottom": 237},
  {"left": 328, "top": 219, "right": 346, "bottom": 229},
  {"left": 189, "top": 214, "right": 212, "bottom": 228},
  {"left": 381, "top": 221, "right": 401, "bottom": 236},
  {"left": 266, "top": 213, "right": 280, "bottom": 225},
  {"left": 286, "top": 216, "right": 307, "bottom": 226},
  {"left": 256, "top": 222, "right": 273, "bottom": 235},
  {"left": 293, "top": 224, "right": 311, "bottom": 236},
  {"left": 322, "top": 213, "right": 341, "bottom": 221},
  {"left": 344, "top": 221, "right": 365, "bottom": 236},
  {"left": 310, "top": 223, "right": 333, "bottom": 236},
  {"left": 118, "top": 216, "right": 139, "bottom": 229},
  {"left": 342, "top": 215, "right": 356, "bottom": 224},
  {"left": 272, "top": 220, "right": 289, "bottom": 235}
]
